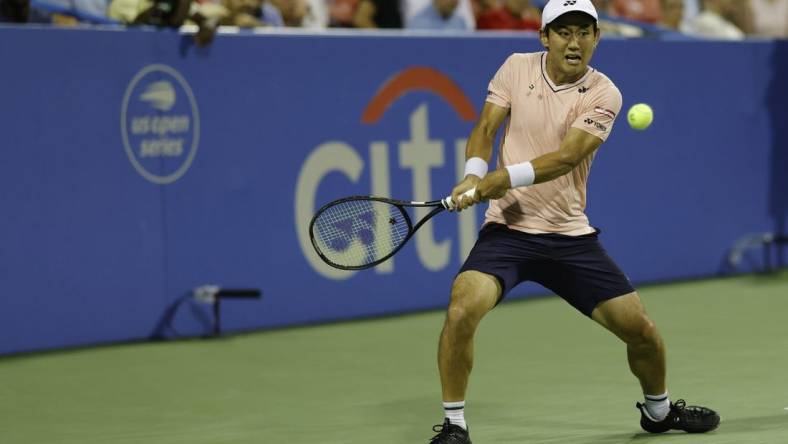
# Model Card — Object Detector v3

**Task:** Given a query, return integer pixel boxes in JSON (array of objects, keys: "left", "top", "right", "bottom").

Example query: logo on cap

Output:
[{"left": 564, "top": 0, "right": 577, "bottom": 6}]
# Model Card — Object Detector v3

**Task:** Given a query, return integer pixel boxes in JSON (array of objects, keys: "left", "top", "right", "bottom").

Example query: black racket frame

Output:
[{"left": 309, "top": 195, "right": 449, "bottom": 271}]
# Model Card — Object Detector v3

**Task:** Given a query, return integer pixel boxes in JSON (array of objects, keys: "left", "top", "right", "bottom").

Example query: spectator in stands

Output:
[
  {"left": 688, "top": 0, "right": 746, "bottom": 39},
  {"left": 0, "top": 0, "right": 28, "bottom": 21},
  {"left": 302, "top": 0, "right": 328, "bottom": 27},
  {"left": 476, "top": 0, "right": 540, "bottom": 30},
  {"left": 610, "top": 0, "right": 662, "bottom": 23},
  {"left": 407, "top": 0, "right": 472, "bottom": 29},
  {"left": 471, "top": 0, "right": 497, "bottom": 18},
  {"left": 329, "top": 0, "right": 358, "bottom": 26},
  {"left": 268, "top": 0, "right": 306, "bottom": 26},
  {"left": 121, "top": 0, "right": 280, "bottom": 28},
  {"left": 590, "top": 0, "right": 610, "bottom": 13},
  {"left": 74, "top": 0, "right": 110, "bottom": 20},
  {"left": 403, "top": 0, "right": 475, "bottom": 29},
  {"left": 215, "top": 0, "right": 283, "bottom": 27},
  {"left": 352, "top": 0, "right": 403, "bottom": 28},
  {"left": 727, "top": 0, "right": 755, "bottom": 34},
  {"left": 681, "top": 0, "right": 700, "bottom": 26},
  {"left": 107, "top": 0, "right": 146, "bottom": 23},
  {"left": 107, "top": 0, "right": 217, "bottom": 44},
  {"left": 658, "top": 0, "right": 684, "bottom": 30},
  {"left": 590, "top": 0, "right": 646, "bottom": 35},
  {"left": 2, "top": 0, "right": 111, "bottom": 24},
  {"left": 750, "top": 0, "right": 788, "bottom": 37}
]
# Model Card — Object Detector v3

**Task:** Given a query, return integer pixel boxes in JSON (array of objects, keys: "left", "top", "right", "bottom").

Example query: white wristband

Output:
[
  {"left": 505, "top": 162, "right": 535, "bottom": 188},
  {"left": 464, "top": 157, "right": 488, "bottom": 178}
]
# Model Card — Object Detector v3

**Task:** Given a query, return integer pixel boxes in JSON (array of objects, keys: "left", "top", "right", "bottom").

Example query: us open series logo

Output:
[{"left": 121, "top": 64, "right": 200, "bottom": 184}]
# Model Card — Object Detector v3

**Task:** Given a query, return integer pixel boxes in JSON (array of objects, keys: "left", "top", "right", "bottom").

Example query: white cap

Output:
[{"left": 541, "top": 0, "right": 598, "bottom": 29}]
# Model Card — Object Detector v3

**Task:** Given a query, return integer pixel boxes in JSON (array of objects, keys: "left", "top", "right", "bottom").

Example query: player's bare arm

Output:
[
  {"left": 450, "top": 101, "right": 509, "bottom": 210},
  {"left": 474, "top": 127, "right": 603, "bottom": 201},
  {"left": 531, "top": 127, "right": 603, "bottom": 182}
]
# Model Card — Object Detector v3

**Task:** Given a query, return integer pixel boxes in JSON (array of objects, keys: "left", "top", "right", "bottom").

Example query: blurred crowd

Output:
[{"left": 1, "top": 0, "right": 786, "bottom": 39}]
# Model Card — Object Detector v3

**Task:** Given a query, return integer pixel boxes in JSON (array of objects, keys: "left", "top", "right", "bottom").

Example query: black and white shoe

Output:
[
  {"left": 636, "top": 399, "right": 720, "bottom": 433},
  {"left": 428, "top": 418, "right": 472, "bottom": 443}
]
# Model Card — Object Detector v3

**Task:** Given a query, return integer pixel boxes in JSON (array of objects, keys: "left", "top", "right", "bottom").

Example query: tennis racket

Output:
[{"left": 309, "top": 188, "right": 477, "bottom": 270}]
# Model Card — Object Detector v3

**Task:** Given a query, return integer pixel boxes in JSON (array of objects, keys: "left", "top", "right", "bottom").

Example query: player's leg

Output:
[
  {"left": 535, "top": 231, "right": 719, "bottom": 434},
  {"left": 530, "top": 232, "right": 666, "bottom": 394},
  {"left": 591, "top": 292, "right": 720, "bottom": 433},
  {"left": 590, "top": 292, "right": 666, "bottom": 396},
  {"left": 429, "top": 270, "right": 500, "bottom": 443},
  {"left": 430, "top": 224, "right": 525, "bottom": 443},
  {"left": 439, "top": 270, "right": 501, "bottom": 402}
]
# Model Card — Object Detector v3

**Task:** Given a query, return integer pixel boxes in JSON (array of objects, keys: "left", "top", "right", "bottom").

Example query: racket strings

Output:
[{"left": 312, "top": 200, "right": 409, "bottom": 268}]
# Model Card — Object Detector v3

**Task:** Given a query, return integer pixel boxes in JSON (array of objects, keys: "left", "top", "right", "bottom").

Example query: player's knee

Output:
[
  {"left": 625, "top": 315, "right": 661, "bottom": 348},
  {"left": 444, "top": 300, "right": 490, "bottom": 341},
  {"left": 445, "top": 303, "right": 476, "bottom": 331},
  {"left": 445, "top": 273, "right": 496, "bottom": 331},
  {"left": 446, "top": 292, "right": 483, "bottom": 328},
  {"left": 450, "top": 271, "right": 499, "bottom": 302}
]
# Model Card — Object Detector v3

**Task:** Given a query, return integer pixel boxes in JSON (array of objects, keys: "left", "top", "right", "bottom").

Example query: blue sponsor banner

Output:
[{"left": 0, "top": 27, "right": 784, "bottom": 354}]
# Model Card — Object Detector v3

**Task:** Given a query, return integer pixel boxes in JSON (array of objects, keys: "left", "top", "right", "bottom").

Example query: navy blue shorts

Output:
[{"left": 459, "top": 223, "right": 635, "bottom": 317}]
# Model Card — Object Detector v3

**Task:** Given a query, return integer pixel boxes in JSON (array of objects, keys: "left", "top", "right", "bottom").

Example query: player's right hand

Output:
[{"left": 450, "top": 175, "right": 481, "bottom": 212}]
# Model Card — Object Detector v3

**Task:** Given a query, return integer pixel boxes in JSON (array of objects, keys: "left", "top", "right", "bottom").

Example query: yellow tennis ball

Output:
[{"left": 627, "top": 103, "right": 654, "bottom": 130}]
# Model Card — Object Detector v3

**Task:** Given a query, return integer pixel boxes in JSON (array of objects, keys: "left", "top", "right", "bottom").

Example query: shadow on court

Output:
[
  {"left": 710, "top": 414, "right": 788, "bottom": 433},
  {"left": 583, "top": 414, "right": 788, "bottom": 444}
]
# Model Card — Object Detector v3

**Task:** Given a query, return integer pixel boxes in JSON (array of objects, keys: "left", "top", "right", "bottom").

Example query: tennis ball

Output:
[{"left": 627, "top": 103, "right": 654, "bottom": 130}]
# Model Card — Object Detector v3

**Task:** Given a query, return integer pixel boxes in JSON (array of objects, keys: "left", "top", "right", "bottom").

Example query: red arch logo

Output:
[{"left": 361, "top": 67, "right": 477, "bottom": 124}]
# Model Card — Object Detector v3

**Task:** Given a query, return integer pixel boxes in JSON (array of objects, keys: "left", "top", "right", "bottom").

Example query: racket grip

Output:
[{"left": 442, "top": 187, "right": 477, "bottom": 210}]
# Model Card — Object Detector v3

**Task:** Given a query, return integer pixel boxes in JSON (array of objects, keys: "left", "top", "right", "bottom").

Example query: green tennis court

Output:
[{"left": 2, "top": 271, "right": 787, "bottom": 443}]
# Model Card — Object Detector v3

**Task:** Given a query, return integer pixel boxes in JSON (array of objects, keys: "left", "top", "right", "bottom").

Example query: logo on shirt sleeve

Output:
[{"left": 584, "top": 118, "right": 607, "bottom": 132}]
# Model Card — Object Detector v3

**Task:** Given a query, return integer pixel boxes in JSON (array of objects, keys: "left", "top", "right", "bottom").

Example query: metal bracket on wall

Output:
[
  {"left": 725, "top": 233, "right": 787, "bottom": 274},
  {"left": 193, "top": 286, "right": 263, "bottom": 336}
]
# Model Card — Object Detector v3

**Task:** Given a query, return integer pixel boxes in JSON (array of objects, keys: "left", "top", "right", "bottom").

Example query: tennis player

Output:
[{"left": 428, "top": 1, "right": 720, "bottom": 442}]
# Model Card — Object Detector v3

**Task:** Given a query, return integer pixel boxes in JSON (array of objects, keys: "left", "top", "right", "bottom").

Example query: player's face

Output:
[{"left": 540, "top": 14, "right": 600, "bottom": 81}]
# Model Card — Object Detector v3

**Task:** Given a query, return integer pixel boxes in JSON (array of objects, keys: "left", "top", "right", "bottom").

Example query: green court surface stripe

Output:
[{"left": 1, "top": 272, "right": 787, "bottom": 443}]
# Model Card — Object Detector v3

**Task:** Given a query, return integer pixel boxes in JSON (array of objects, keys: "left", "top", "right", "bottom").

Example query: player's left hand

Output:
[{"left": 476, "top": 169, "right": 510, "bottom": 201}]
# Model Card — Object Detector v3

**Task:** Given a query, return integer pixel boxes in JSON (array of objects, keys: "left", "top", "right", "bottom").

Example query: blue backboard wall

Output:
[{"left": 0, "top": 27, "right": 785, "bottom": 354}]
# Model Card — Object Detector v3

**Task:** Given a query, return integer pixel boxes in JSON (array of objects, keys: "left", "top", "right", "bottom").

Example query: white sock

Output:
[
  {"left": 644, "top": 392, "right": 670, "bottom": 421},
  {"left": 443, "top": 401, "right": 467, "bottom": 430}
]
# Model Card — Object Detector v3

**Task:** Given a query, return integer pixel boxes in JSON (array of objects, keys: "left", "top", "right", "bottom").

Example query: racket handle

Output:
[{"left": 442, "top": 187, "right": 477, "bottom": 210}]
